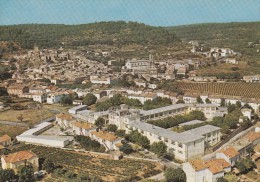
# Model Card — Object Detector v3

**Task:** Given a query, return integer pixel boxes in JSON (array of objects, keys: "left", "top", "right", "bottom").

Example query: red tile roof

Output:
[{"left": 2, "top": 151, "right": 37, "bottom": 163}]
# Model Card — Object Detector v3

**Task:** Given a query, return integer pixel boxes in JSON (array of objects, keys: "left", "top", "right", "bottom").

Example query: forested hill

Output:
[
  {"left": 0, "top": 21, "right": 176, "bottom": 49},
  {"left": 167, "top": 22, "right": 260, "bottom": 63},
  {"left": 167, "top": 22, "right": 260, "bottom": 43}
]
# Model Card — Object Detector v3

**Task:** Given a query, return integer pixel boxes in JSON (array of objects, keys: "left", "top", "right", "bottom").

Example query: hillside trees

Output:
[
  {"left": 83, "top": 93, "right": 97, "bottom": 106},
  {"left": 164, "top": 168, "right": 186, "bottom": 182},
  {"left": 147, "top": 110, "right": 206, "bottom": 129}
]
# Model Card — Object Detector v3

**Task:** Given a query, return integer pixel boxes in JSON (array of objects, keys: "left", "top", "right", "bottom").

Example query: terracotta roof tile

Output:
[
  {"left": 2, "top": 151, "right": 37, "bottom": 163},
  {"left": 72, "top": 121, "right": 94, "bottom": 130},
  {"left": 220, "top": 147, "right": 239, "bottom": 158},
  {"left": 91, "top": 131, "right": 119, "bottom": 142},
  {"left": 245, "top": 132, "right": 260, "bottom": 142},
  {"left": 56, "top": 113, "right": 74, "bottom": 121},
  {"left": 0, "top": 134, "right": 11, "bottom": 143},
  {"left": 190, "top": 158, "right": 230, "bottom": 174}
]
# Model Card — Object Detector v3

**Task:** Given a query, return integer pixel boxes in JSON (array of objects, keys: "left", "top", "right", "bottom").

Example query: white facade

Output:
[
  {"left": 68, "top": 105, "right": 88, "bottom": 114},
  {"left": 148, "top": 83, "right": 157, "bottom": 89},
  {"left": 33, "top": 94, "right": 47, "bottom": 103},
  {"left": 89, "top": 131, "right": 122, "bottom": 151},
  {"left": 47, "top": 92, "right": 68, "bottom": 104},
  {"left": 90, "top": 76, "right": 111, "bottom": 85},
  {"left": 183, "top": 159, "right": 231, "bottom": 182},
  {"left": 16, "top": 122, "right": 72, "bottom": 148},
  {"left": 125, "top": 59, "right": 150, "bottom": 70}
]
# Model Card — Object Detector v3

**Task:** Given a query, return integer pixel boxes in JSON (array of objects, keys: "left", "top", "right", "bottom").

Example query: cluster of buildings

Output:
[
  {"left": 121, "top": 56, "right": 203, "bottom": 81},
  {"left": 183, "top": 126, "right": 260, "bottom": 182},
  {"left": 53, "top": 104, "right": 223, "bottom": 161},
  {"left": 55, "top": 112, "right": 123, "bottom": 151}
]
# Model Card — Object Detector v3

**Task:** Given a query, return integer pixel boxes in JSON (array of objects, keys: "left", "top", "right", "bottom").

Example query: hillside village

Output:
[{"left": 0, "top": 22, "right": 260, "bottom": 182}]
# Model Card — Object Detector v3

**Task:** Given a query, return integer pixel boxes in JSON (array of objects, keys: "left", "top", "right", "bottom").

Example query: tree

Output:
[
  {"left": 18, "top": 165, "right": 35, "bottom": 182},
  {"left": 83, "top": 93, "right": 97, "bottom": 106},
  {"left": 42, "top": 158, "right": 55, "bottom": 173},
  {"left": 128, "top": 130, "right": 150, "bottom": 149},
  {"left": 235, "top": 158, "right": 255, "bottom": 174},
  {"left": 164, "top": 168, "right": 186, "bottom": 182},
  {"left": 119, "top": 144, "right": 133, "bottom": 154},
  {"left": 107, "top": 124, "right": 118, "bottom": 132},
  {"left": 224, "top": 173, "right": 238, "bottom": 182},
  {"left": 217, "top": 177, "right": 228, "bottom": 182},
  {"left": 220, "top": 98, "right": 225, "bottom": 106},
  {"left": 0, "top": 169, "right": 16, "bottom": 182},
  {"left": 138, "top": 135, "right": 150, "bottom": 149},
  {"left": 115, "top": 129, "right": 125, "bottom": 137},
  {"left": 205, "top": 98, "right": 211, "bottom": 104},
  {"left": 176, "top": 99, "right": 185, "bottom": 104},
  {"left": 227, "top": 103, "right": 237, "bottom": 113},
  {"left": 246, "top": 146, "right": 254, "bottom": 156},
  {"left": 196, "top": 96, "right": 203, "bottom": 104},
  {"left": 236, "top": 101, "right": 242, "bottom": 108},
  {"left": 243, "top": 103, "right": 252, "bottom": 109},
  {"left": 17, "top": 114, "right": 24, "bottom": 122},
  {"left": 150, "top": 142, "right": 167, "bottom": 157},
  {"left": 95, "top": 117, "right": 105, "bottom": 128},
  {"left": 59, "top": 95, "right": 72, "bottom": 106}
]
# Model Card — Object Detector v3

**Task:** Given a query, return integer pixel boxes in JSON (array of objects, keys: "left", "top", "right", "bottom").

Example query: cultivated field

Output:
[
  {"left": 0, "top": 108, "right": 53, "bottom": 124},
  {"left": 0, "top": 124, "right": 26, "bottom": 137},
  {"left": 13, "top": 144, "right": 162, "bottom": 181},
  {"left": 177, "top": 82, "right": 260, "bottom": 99}
]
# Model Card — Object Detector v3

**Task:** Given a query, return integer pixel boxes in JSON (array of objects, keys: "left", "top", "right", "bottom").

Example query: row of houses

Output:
[
  {"left": 55, "top": 113, "right": 122, "bottom": 151},
  {"left": 183, "top": 126, "right": 260, "bottom": 182}
]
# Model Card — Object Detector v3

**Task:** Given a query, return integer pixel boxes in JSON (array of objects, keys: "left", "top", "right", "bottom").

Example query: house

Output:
[
  {"left": 148, "top": 83, "right": 157, "bottom": 89},
  {"left": 224, "top": 58, "right": 238, "bottom": 64},
  {"left": 93, "top": 90, "right": 107, "bottom": 100},
  {"left": 243, "top": 75, "right": 260, "bottom": 83},
  {"left": 229, "top": 131, "right": 260, "bottom": 157},
  {"left": 90, "top": 76, "right": 112, "bottom": 85},
  {"left": 183, "top": 93, "right": 198, "bottom": 104},
  {"left": 241, "top": 108, "right": 252, "bottom": 120},
  {"left": 47, "top": 92, "right": 69, "bottom": 104},
  {"left": 1, "top": 151, "right": 39, "bottom": 172},
  {"left": 56, "top": 113, "right": 75, "bottom": 129},
  {"left": 50, "top": 78, "right": 60, "bottom": 85},
  {"left": 89, "top": 130, "right": 122, "bottom": 151},
  {"left": 183, "top": 158, "right": 231, "bottom": 182},
  {"left": 134, "top": 79, "right": 147, "bottom": 87},
  {"left": 216, "top": 147, "right": 240, "bottom": 166},
  {"left": 189, "top": 104, "right": 218, "bottom": 120},
  {"left": 127, "top": 93, "right": 157, "bottom": 105},
  {"left": 33, "top": 93, "right": 47, "bottom": 103},
  {"left": 7, "top": 84, "right": 29, "bottom": 96},
  {"left": 210, "top": 48, "right": 234, "bottom": 57},
  {"left": 0, "top": 134, "right": 12, "bottom": 147},
  {"left": 68, "top": 105, "right": 88, "bottom": 115},
  {"left": 124, "top": 59, "right": 151, "bottom": 70},
  {"left": 72, "top": 121, "right": 96, "bottom": 136},
  {"left": 72, "top": 100, "right": 83, "bottom": 105}
]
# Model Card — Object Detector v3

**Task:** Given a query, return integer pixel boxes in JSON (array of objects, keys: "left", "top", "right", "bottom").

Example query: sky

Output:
[{"left": 0, "top": 0, "right": 259, "bottom": 26}]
